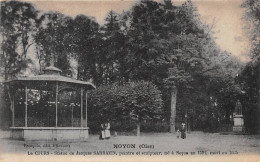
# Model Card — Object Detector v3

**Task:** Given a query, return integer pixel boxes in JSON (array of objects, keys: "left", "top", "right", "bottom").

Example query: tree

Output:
[
  {"left": 124, "top": 1, "right": 168, "bottom": 82},
  {"left": 237, "top": 62, "right": 259, "bottom": 133},
  {"left": 114, "top": 0, "right": 241, "bottom": 132},
  {"left": 34, "top": 12, "right": 73, "bottom": 72},
  {"left": 88, "top": 81, "right": 163, "bottom": 136},
  {"left": 101, "top": 10, "right": 128, "bottom": 84},
  {"left": 242, "top": 0, "right": 260, "bottom": 61},
  {"left": 1, "top": 1, "right": 38, "bottom": 79},
  {"left": 0, "top": 1, "right": 39, "bottom": 129},
  {"left": 242, "top": 0, "right": 260, "bottom": 134},
  {"left": 71, "top": 15, "right": 100, "bottom": 83}
]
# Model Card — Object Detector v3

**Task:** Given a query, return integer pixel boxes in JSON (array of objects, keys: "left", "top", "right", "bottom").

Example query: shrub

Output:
[{"left": 88, "top": 81, "right": 163, "bottom": 133}]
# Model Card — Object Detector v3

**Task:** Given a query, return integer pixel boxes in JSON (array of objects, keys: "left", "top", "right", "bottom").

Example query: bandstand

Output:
[{"left": 4, "top": 66, "right": 95, "bottom": 141}]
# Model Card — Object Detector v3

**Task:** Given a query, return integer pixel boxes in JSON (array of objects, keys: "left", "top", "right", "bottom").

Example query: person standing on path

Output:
[
  {"left": 176, "top": 129, "right": 180, "bottom": 139},
  {"left": 104, "top": 122, "right": 111, "bottom": 139},
  {"left": 181, "top": 123, "right": 186, "bottom": 139},
  {"left": 99, "top": 123, "right": 105, "bottom": 140}
]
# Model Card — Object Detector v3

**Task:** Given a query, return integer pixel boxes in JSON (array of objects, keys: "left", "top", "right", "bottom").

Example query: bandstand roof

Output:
[{"left": 4, "top": 66, "right": 96, "bottom": 89}]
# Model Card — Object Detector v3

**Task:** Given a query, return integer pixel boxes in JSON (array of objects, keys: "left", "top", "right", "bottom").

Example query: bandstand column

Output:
[
  {"left": 80, "top": 87, "right": 83, "bottom": 127},
  {"left": 71, "top": 105, "right": 74, "bottom": 127},
  {"left": 25, "top": 85, "right": 28, "bottom": 127},
  {"left": 55, "top": 82, "right": 58, "bottom": 127},
  {"left": 86, "top": 91, "right": 88, "bottom": 128},
  {"left": 12, "top": 93, "right": 14, "bottom": 127}
]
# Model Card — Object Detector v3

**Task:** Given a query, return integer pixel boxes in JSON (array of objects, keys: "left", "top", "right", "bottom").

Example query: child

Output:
[{"left": 176, "top": 129, "right": 180, "bottom": 139}]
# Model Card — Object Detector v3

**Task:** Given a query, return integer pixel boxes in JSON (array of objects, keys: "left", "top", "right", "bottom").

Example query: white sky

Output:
[{"left": 28, "top": 0, "right": 251, "bottom": 62}]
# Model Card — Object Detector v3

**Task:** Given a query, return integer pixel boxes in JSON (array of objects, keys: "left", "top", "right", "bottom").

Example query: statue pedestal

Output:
[{"left": 233, "top": 114, "right": 245, "bottom": 132}]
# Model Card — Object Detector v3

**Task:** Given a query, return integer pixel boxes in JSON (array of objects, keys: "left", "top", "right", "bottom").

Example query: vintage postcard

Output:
[{"left": 0, "top": 0, "right": 260, "bottom": 162}]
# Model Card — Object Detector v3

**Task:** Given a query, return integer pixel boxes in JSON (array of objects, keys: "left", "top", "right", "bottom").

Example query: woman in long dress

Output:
[
  {"left": 99, "top": 123, "right": 105, "bottom": 140},
  {"left": 104, "top": 122, "right": 111, "bottom": 139}
]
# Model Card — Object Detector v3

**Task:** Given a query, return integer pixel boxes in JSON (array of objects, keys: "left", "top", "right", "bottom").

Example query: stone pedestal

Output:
[
  {"left": 10, "top": 127, "right": 89, "bottom": 141},
  {"left": 233, "top": 114, "right": 245, "bottom": 133}
]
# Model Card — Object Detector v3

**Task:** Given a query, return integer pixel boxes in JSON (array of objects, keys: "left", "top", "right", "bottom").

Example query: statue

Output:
[
  {"left": 233, "top": 99, "right": 245, "bottom": 133},
  {"left": 235, "top": 100, "right": 242, "bottom": 115}
]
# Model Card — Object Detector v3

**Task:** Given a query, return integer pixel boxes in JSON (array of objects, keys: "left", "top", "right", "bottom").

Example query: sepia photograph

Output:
[{"left": 0, "top": 0, "right": 260, "bottom": 162}]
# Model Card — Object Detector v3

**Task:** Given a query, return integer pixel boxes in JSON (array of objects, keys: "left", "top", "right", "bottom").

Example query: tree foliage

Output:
[
  {"left": 0, "top": 0, "right": 248, "bottom": 132},
  {"left": 239, "top": 0, "right": 260, "bottom": 133},
  {"left": 237, "top": 62, "right": 259, "bottom": 133},
  {"left": 242, "top": 0, "right": 260, "bottom": 60},
  {"left": 34, "top": 12, "right": 74, "bottom": 72},
  {"left": 1, "top": 1, "right": 38, "bottom": 79},
  {"left": 71, "top": 15, "right": 100, "bottom": 82},
  {"left": 88, "top": 81, "right": 163, "bottom": 133}
]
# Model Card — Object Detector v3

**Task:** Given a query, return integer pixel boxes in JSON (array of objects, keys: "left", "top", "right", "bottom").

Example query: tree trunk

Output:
[
  {"left": 170, "top": 85, "right": 177, "bottom": 133},
  {"left": 257, "top": 62, "right": 260, "bottom": 134},
  {"left": 137, "top": 122, "right": 140, "bottom": 136},
  {"left": 77, "top": 64, "right": 80, "bottom": 80}
]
